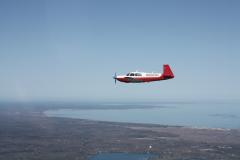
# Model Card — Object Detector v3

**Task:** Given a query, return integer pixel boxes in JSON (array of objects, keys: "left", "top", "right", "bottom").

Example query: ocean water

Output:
[
  {"left": 88, "top": 153, "right": 156, "bottom": 160},
  {"left": 44, "top": 102, "right": 240, "bottom": 129}
]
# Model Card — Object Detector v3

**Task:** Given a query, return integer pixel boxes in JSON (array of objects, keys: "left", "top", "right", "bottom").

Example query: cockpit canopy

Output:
[{"left": 126, "top": 72, "right": 142, "bottom": 76}]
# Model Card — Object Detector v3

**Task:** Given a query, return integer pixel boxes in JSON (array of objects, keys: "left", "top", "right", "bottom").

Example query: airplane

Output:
[{"left": 113, "top": 64, "right": 174, "bottom": 84}]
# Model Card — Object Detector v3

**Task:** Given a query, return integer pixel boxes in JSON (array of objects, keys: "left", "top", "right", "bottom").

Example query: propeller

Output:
[{"left": 113, "top": 72, "right": 117, "bottom": 84}]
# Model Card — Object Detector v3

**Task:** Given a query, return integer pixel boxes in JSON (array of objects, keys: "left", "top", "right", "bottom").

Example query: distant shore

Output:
[{"left": 43, "top": 102, "right": 240, "bottom": 130}]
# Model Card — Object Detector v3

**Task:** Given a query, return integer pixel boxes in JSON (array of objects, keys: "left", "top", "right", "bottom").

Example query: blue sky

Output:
[{"left": 0, "top": 0, "right": 240, "bottom": 102}]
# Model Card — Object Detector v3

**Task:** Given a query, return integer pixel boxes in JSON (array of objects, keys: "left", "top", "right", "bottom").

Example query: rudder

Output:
[{"left": 163, "top": 64, "right": 174, "bottom": 79}]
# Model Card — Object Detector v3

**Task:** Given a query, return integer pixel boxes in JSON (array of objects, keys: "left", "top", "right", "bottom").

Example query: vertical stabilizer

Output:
[{"left": 163, "top": 64, "right": 174, "bottom": 79}]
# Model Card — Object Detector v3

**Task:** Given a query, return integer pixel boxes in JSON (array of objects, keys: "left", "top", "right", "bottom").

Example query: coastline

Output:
[
  {"left": 43, "top": 105, "right": 240, "bottom": 130},
  {"left": 0, "top": 104, "right": 240, "bottom": 160}
]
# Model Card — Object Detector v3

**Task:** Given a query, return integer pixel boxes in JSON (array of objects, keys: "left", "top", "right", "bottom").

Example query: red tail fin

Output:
[{"left": 163, "top": 64, "right": 174, "bottom": 79}]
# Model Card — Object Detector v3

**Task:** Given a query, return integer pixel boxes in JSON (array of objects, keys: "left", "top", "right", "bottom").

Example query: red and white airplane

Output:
[{"left": 113, "top": 64, "right": 174, "bottom": 83}]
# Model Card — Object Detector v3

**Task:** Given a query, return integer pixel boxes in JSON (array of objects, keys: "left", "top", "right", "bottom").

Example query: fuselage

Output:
[
  {"left": 113, "top": 64, "right": 174, "bottom": 83},
  {"left": 116, "top": 72, "right": 163, "bottom": 83}
]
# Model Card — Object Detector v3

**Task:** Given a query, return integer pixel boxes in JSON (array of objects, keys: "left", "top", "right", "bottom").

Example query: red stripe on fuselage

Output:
[{"left": 116, "top": 75, "right": 171, "bottom": 83}]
